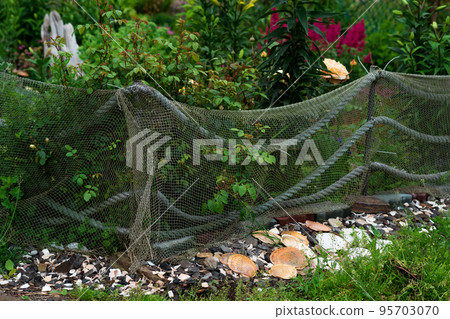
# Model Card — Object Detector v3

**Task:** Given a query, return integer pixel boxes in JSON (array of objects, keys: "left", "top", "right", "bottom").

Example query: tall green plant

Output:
[
  {"left": 390, "top": 0, "right": 449, "bottom": 75},
  {"left": 257, "top": 0, "right": 331, "bottom": 107}
]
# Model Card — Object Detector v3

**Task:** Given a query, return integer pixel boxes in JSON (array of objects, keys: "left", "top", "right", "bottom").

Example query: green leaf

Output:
[
  {"left": 78, "top": 25, "right": 86, "bottom": 35},
  {"left": 295, "top": 7, "right": 308, "bottom": 33},
  {"left": 86, "top": 88, "right": 93, "bottom": 94},
  {"left": 248, "top": 187, "right": 257, "bottom": 200},
  {"left": 83, "top": 192, "right": 92, "bottom": 202},
  {"left": 5, "top": 259, "right": 14, "bottom": 271},
  {"left": 238, "top": 185, "right": 247, "bottom": 197},
  {"left": 208, "top": 199, "right": 216, "bottom": 212}
]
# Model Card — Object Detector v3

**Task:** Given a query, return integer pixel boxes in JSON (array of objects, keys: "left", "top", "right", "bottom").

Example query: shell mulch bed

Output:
[{"left": 1, "top": 198, "right": 448, "bottom": 300}]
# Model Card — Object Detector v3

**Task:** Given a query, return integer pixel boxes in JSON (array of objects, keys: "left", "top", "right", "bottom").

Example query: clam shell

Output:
[
  {"left": 196, "top": 252, "right": 213, "bottom": 258},
  {"left": 270, "top": 247, "right": 307, "bottom": 270},
  {"left": 228, "top": 254, "right": 258, "bottom": 278},
  {"left": 252, "top": 230, "right": 282, "bottom": 245},
  {"left": 281, "top": 235, "right": 316, "bottom": 259},
  {"left": 305, "top": 220, "right": 331, "bottom": 232},
  {"left": 269, "top": 264, "right": 298, "bottom": 279},
  {"left": 281, "top": 231, "right": 309, "bottom": 246},
  {"left": 219, "top": 253, "right": 236, "bottom": 266}
]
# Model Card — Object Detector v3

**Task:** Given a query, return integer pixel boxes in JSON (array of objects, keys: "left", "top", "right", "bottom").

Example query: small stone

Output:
[
  {"left": 179, "top": 260, "right": 191, "bottom": 269},
  {"left": 245, "top": 236, "right": 259, "bottom": 247},
  {"left": 355, "top": 218, "right": 367, "bottom": 225},
  {"left": 220, "top": 245, "right": 232, "bottom": 253},
  {"left": 19, "top": 283, "right": 30, "bottom": 289},
  {"left": 44, "top": 275, "right": 52, "bottom": 283},
  {"left": 168, "top": 290, "right": 174, "bottom": 298},
  {"left": 328, "top": 218, "right": 343, "bottom": 228},
  {"left": 178, "top": 274, "right": 190, "bottom": 281},
  {"left": 50, "top": 243, "right": 64, "bottom": 250},
  {"left": 38, "top": 263, "right": 47, "bottom": 272},
  {"left": 201, "top": 272, "right": 212, "bottom": 280},
  {"left": 66, "top": 242, "right": 88, "bottom": 251},
  {"left": 159, "top": 262, "right": 172, "bottom": 271},
  {"left": 155, "top": 280, "right": 165, "bottom": 287},
  {"left": 201, "top": 282, "right": 209, "bottom": 288},
  {"left": 30, "top": 250, "right": 38, "bottom": 255},
  {"left": 71, "top": 255, "right": 86, "bottom": 269},
  {"left": 42, "top": 284, "right": 52, "bottom": 292},
  {"left": 0, "top": 280, "right": 9, "bottom": 285},
  {"left": 55, "top": 260, "right": 71, "bottom": 273},
  {"left": 109, "top": 268, "right": 121, "bottom": 279},
  {"left": 202, "top": 257, "right": 219, "bottom": 270}
]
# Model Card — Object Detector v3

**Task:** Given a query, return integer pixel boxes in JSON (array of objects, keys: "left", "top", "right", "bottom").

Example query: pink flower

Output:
[
  {"left": 363, "top": 51, "right": 372, "bottom": 64},
  {"left": 339, "top": 20, "right": 366, "bottom": 52},
  {"left": 309, "top": 19, "right": 367, "bottom": 56}
]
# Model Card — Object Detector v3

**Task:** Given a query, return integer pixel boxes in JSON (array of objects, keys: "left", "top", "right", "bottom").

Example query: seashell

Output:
[
  {"left": 270, "top": 247, "right": 307, "bottom": 270},
  {"left": 282, "top": 235, "right": 316, "bottom": 259},
  {"left": 219, "top": 253, "right": 236, "bottom": 266},
  {"left": 252, "top": 230, "right": 282, "bottom": 245},
  {"left": 196, "top": 252, "right": 213, "bottom": 258},
  {"left": 228, "top": 254, "right": 258, "bottom": 278},
  {"left": 281, "top": 231, "right": 309, "bottom": 246},
  {"left": 269, "top": 264, "right": 298, "bottom": 279},
  {"left": 305, "top": 220, "right": 331, "bottom": 232}
]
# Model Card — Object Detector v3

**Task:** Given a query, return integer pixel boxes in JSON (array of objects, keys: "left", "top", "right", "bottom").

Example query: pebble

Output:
[
  {"left": 201, "top": 282, "right": 209, "bottom": 288},
  {"left": 220, "top": 245, "right": 233, "bottom": 253},
  {"left": 328, "top": 218, "right": 343, "bottom": 228},
  {"left": 41, "top": 284, "right": 52, "bottom": 292},
  {"left": 168, "top": 290, "right": 174, "bottom": 298},
  {"left": 179, "top": 260, "right": 191, "bottom": 269},
  {"left": 202, "top": 257, "right": 219, "bottom": 270},
  {"left": 178, "top": 274, "right": 190, "bottom": 281}
]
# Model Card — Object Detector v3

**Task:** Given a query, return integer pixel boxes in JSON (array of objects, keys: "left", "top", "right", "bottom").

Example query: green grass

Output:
[
  {"left": 70, "top": 286, "right": 167, "bottom": 301},
  {"left": 69, "top": 212, "right": 449, "bottom": 301}
]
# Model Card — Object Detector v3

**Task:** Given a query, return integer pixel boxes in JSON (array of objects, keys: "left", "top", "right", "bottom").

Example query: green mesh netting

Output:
[{"left": 1, "top": 67, "right": 449, "bottom": 267}]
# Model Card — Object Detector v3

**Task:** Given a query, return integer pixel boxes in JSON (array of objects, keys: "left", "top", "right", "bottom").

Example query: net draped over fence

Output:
[{"left": 1, "top": 68, "right": 449, "bottom": 266}]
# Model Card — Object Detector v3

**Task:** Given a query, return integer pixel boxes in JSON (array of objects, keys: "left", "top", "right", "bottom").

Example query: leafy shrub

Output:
[{"left": 390, "top": 0, "right": 449, "bottom": 75}]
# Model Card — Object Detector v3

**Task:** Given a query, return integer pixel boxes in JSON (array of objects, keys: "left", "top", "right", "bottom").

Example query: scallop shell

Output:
[
  {"left": 281, "top": 235, "right": 316, "bottom": 259},
  {"left": 281, "top": 231, "right": 309, "bottom": 246},
  {"left": 252, "top": 230, "right": 282, "bottom": 245},
  {"left": 269, "top": 264, "right": 298, "bottom": 279},
  {"left": 270, "top": 247, "right": 308, "bottom": 269},
  {"left": 228, "top": 254, "right": 258, "bottom": 278},
  {"left": 196, "top": 252, "right": 213, "bottom": 258},
  {"left": 219, "top": 253, "right": 236, "bottom": 266},
  {"left": 305, "top": 220, "right": 331, "bottom": 232}
]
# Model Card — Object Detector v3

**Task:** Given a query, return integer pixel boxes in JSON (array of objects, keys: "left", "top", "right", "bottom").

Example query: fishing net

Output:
[{"left": 1, "top": 67, "right": 449, "bottom": 268}]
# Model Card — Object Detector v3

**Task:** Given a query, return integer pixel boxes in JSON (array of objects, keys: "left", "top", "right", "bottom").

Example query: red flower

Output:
[{"left": 363, "top": 52, "right": 372, "bottom": 64}]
